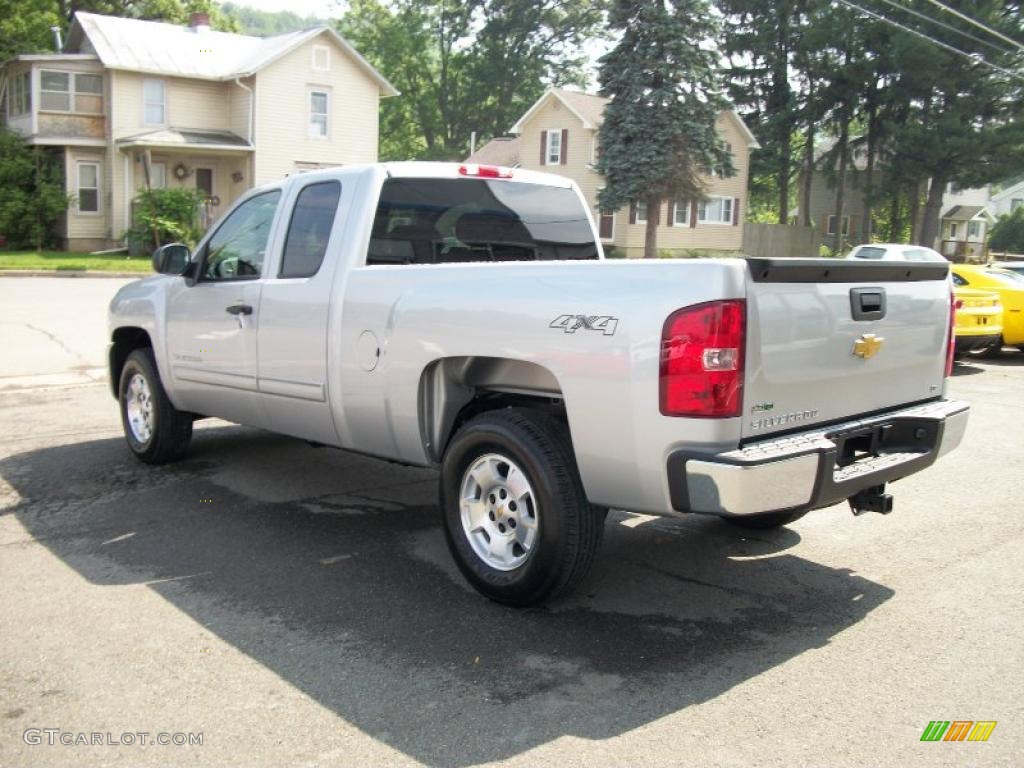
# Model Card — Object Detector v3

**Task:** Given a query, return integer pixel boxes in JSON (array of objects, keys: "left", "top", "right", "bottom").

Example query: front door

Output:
[
  {"left": 165, "top": 189, "right": 282, "bottom": 427},
  {"left": 196, "top": 167, "right": 215, "bottom": 229}
]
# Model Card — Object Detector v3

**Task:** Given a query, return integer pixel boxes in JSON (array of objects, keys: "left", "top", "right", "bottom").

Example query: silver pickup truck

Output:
[{"left": 108, "top": 162, "right": 969, "bottom": 606}]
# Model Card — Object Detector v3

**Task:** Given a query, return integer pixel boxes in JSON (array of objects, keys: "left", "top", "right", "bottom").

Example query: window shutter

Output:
[
  {"left": 848, "top": 216, "right": 857, "bottom": 234},
  {"left": 560, "top": 129, "right": 568, "bottom": 165},
  {"left": 629, "top": 202, "right": 637, "bottom": 224},
  {"left": 540, "top": 132, "right": 547, "bottom": 165},
  {"left": 667, "top": 201, "right": 675, "bottom": 225},
  {"left": 733, "top": 198, "right": 740, "bottom": 226},
  {"left": 690, "top": 201, "right": 698, "bottom": 228}
]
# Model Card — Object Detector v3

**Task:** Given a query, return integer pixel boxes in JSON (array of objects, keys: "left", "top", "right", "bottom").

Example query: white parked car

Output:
[
  {"left": 847, "top": 243, "right": 950, "bottom": 263},
  {"left": 107, "top": 163, "right": 968, "bottom": 605},
  {"left": 991, "top": 261, "right": 1024, "bottom": 279}
]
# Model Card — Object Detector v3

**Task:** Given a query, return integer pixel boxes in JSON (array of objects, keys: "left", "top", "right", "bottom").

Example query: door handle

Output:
[{"left": 225, "top": 303, "right": 253, "bottom": 316}]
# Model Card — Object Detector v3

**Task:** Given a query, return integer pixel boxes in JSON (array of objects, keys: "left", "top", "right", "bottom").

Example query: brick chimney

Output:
[{"left": 188, "top": 12, "right": 211, "bottom": 31}]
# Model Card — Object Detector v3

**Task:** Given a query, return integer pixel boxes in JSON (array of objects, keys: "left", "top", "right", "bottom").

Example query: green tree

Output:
[
  {"left": 720, "top": 0, "right": 810, "bottom": 224},
  {"left": 0, "top": 0, "right": 62, "bottom": 60},
  {"left": 990, "top": 207, "right": 1024, "bottom": 252},
  {"left": 596, "top": 0, "right": 732, "bottom": 259},
  {"left": 338, "top": 0, "right": 603, "bottom": 160},
  {"left": 0, "top": 128, "right": 71, "bottom": 251}
]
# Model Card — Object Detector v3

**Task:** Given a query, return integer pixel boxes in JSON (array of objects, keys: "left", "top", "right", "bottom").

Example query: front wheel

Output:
[
  {"left": 119, "top": 348, "right": 193, "bottom": 464},
  {"left": 440, "top": 408, "right": 604, "bottom": 606}
]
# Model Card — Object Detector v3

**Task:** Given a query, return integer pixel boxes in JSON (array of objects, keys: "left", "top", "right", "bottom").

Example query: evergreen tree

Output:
[{"left": 596, "top": 0, "right": 733, "bottom": 259}]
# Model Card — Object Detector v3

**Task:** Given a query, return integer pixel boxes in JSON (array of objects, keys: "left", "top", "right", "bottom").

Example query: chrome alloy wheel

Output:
[
  {"left": 125, "top": 373, "right": 154, "bottom": 444},
  {"left": 459, "top": 453, "right": 539, "bottom": 571}
]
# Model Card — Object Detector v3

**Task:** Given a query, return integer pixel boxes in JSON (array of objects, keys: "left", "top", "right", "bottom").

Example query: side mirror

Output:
[{"left": 152, "top": 243, "right": 191, "bottom": 276}]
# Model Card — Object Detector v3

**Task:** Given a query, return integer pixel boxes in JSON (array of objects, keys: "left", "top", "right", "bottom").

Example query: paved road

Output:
[{"left": 1, "top": 278, "right": 1021, "bottom": 767}]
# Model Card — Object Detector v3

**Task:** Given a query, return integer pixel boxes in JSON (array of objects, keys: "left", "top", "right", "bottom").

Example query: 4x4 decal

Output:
[{"left": 549, "top": 314, "right": 619, "bottom": 336}]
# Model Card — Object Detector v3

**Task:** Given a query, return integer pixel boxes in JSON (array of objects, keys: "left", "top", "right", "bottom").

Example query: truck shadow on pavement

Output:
[{"left": 2, "top": 425, "right": 894, "bottom": 766}]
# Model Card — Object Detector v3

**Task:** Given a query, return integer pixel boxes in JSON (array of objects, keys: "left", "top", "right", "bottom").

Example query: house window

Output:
[
  {"left": 826, "top": 215, "right": 850, "bottom": 236},
  {"left": 699, "top": 196, "right": 733, "bottom": 224},
  {"left": 40, "top": 71, "right": 70, "bottom": 111},
  {"left": 73, "top": 74, "right": 103, "bottom": 112},
  {"left": 546, "top": 129, "right": 562, "bottom": 165},
  {"left": 312, "top": 45, "right": 330, "bottom": 71},
  {"left": 948, "top": 222, "right": 958, "bottom": 238},
  {"left": 673, "top": 200, "right": 691, "bottom": 227},
  {"left": 41, "top": 71, "right": 103, "bottom": 113},
  {"left": 635, "top": 200, "right": 648, "bottom": 224},
  {"left": 77, "top": 162, "right": 100, "bottom": 213},
  {"left": 9, "top": 72, "right": 30, "bottom": 116},
  {"left": 143, "top": 79, "right": 166, "bottom": 125},
  {"left": 309, "top": 90, "right": 329, "bottom": 138},
  {"left": 967, "top": 220, "right": 981, "bottom": 240}
]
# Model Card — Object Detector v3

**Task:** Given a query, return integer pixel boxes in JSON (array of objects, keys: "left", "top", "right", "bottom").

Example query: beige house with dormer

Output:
[
  {"left": 1, "top": 11, "right": 395, "bottom": 251},
  {"left": 467, "top": 88, "right": 759, "bottom": 258}
]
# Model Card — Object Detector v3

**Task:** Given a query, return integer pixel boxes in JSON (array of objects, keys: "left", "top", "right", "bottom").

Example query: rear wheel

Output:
[
  {"left": 440, "top": 408, "right": 604, "bottom": 606},
  {"left": 119, "top": 348, "right": 192, "bottom": 464},
  {"left": 722, "top": 509, "right": 808, "bottom": 530}
]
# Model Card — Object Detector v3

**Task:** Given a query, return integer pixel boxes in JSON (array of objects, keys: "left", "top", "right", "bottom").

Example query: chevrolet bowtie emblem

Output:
[{"left": 853, "top": 333, "right": 885, "bottom": 359}]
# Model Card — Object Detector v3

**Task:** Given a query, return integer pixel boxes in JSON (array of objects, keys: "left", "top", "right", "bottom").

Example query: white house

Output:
[{"left": 1, "top": 11, "right": 396, "bottom": 250}]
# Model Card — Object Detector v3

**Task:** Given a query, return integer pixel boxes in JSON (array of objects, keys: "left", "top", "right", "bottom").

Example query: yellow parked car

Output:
[
  {"left": 951, "top": 265, "right": 1024, "bottom": 350},
  {"left": 952, "top": 287, "right": 1002, "bottom": 355}
]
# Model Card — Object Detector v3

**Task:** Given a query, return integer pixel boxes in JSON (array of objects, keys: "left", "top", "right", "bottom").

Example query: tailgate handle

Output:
[{"left": 850, "top": 287, "right": 886, "bottom": 321}]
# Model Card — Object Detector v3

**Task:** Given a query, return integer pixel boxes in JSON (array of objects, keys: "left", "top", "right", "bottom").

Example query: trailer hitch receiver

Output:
[{"left": 849, "top": 484, "right": 893, "bottom": 516}]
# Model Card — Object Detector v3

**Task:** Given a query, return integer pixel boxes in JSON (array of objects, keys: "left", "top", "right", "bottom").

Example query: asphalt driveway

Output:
[{"left": 1, "top": 277, "right": 1021, "bottom": 767}]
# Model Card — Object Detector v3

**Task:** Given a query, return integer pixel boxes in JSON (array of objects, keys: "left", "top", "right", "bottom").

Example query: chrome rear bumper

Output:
[{"left": 667, "top": 399, "right": 969, "bottom": 517}]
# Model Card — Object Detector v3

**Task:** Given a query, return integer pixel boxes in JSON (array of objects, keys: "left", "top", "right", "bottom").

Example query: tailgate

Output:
[{"left": 742, "top": 258, "right": 950, "bottom": 439}]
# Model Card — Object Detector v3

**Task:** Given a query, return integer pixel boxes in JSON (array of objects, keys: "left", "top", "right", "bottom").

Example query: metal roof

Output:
[
  {"left": 65, "top": 12, "right": 397, "bottom": 94},
  {"left": 116, "top": 128, "right": 253, "bottom": 151}
]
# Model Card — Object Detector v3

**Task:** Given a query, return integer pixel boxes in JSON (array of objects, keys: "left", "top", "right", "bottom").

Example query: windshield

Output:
[
  {"left": 987, "top": 268, "right": 1024, "bottom": 287},
  {"left": 366, "top": 178, "right": 599, "bottom": 265}
]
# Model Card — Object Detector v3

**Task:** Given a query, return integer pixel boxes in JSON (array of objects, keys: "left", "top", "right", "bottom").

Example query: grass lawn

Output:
[{"left": 0, "top": 250, "right": 152, "bottom": 273}]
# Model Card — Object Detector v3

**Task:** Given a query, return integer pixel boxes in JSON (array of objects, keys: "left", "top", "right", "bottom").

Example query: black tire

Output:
[
  {"left": 439, "top": 408, "right": 604, "bottom": 607},
  {"left": 118, "top": 347, "right": 192, "bottom": 464},
  {"left": 722, "top": 509, "right": 808, "bottom": 530}
]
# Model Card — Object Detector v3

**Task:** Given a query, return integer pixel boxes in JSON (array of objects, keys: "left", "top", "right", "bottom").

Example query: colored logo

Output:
[
  {"left": 920, "top": 721, "right": 997, "bottom": 742},
  {"left": 853, "top": 333, "right": 885, "bottom": 359}
]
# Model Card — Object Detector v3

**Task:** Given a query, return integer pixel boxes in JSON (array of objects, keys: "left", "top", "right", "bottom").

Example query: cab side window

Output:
[
  {"left": 280, "top": 181, "right": 342, "bottom": 278},
  {"left": 202, "top": 191, "right": 281, "bottom": 281}
]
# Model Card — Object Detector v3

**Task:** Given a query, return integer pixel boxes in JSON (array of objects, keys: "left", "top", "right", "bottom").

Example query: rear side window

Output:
[
  {"left": 904, "top": 248, "right": 946, "bottom": 263},
  {"left": 853, "top": 246, "right": 885, "bottom": 260},
  {"left": 366, "top": 178, "right": 598, "bottom": 265},
  {"left": 280, "top": 181, "right": 342, "bottom": 278}
]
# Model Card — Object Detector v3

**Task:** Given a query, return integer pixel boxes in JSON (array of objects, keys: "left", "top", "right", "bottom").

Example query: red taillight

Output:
[
  {"left": 945, "top": 289, "right": 956, "bottom": 377},
  {"left": 660, "top": 300, "right": 745, "bottom": 418},
  {"left": 458, "top": 164, "right": 513, "bottom": 179}
]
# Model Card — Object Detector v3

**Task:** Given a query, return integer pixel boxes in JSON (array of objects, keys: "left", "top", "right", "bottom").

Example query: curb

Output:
[{"left": 0, "top": 270, "right": 146, "bottom": 279}]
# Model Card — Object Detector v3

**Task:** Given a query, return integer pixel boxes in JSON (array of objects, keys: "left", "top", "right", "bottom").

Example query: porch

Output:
[{"left": 117, "top": 129, "right": 254, "bottom": 238}]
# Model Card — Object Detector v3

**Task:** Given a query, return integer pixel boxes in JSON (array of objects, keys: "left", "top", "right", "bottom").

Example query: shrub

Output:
[
  {"left": 128, "top": 188, "right": 204, "bottom": 251},
  {"left": 989, "top": 207, "right": 1024, "bottom": 253},
  {"left": 0, "top": 128, "right": 71, "bottom": 250}
]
